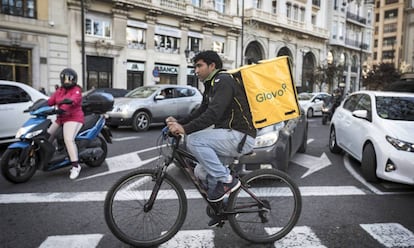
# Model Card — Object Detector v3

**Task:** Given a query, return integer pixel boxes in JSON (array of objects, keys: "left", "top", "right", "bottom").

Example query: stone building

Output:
[{"left": 0, "top": 0, "right": 376, "bottom": 94}]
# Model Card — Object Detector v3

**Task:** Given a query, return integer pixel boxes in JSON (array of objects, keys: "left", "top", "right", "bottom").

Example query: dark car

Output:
[
  {"left": 83, "top": 88, "right": 130, "bottom": 98},
  {"left": 237, "top": 108, "right": 308, "bottom": 173}
]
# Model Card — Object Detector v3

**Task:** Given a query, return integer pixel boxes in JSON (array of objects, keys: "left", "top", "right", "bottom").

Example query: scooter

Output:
[
  {"left": 0, "top": 93, "right": 114, "bottom": 183},
  {"left": 321, "top": 100, "right": 333, "bottom": 125}
]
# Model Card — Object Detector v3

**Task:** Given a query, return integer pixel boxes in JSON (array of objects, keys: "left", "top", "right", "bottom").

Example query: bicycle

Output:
[{"left": 104, "top": 127, "right": 302, "bottom": 247}]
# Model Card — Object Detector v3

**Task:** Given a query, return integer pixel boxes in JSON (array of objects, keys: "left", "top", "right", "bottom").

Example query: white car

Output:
[
  {"left": 0, "top": 80, "right": 48, "bottom": 144},
  {"left": 329, "top": 90, "right": 414, "bottom": 185},
  {"left": 298, "top": 92, "right": 331, "bottom": 118}
]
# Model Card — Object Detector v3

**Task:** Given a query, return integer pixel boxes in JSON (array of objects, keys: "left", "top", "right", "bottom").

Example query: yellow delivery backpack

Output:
[{"left": 227, "top": 56, "right": 300, "bottom": 128}]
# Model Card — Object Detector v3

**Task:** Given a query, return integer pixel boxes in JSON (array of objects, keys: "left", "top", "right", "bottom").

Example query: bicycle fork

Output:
[{"left": 143, "top": 166, "right": 167, "bottom": 212}]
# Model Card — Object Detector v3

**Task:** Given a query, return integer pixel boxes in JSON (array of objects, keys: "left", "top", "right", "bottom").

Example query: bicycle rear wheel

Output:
[
  {"left": 228, "top": 169, "right": 302, "bottom": 243},
  {"left": 104, "top": 169, "right": 187, "bottom": 247}
]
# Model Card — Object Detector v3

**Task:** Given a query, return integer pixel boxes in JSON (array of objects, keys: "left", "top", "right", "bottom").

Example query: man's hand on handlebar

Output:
[{"left": 165, "top": 116, "right": 185, "bottom": 136}]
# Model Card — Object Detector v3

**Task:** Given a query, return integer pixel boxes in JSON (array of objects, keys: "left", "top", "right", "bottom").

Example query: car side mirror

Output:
[
  {"left": 352, "top": 110, "right": 369, "bottom": 121},
  {"left": 155, "top": 95, "right": 165, "bottom": 100}
]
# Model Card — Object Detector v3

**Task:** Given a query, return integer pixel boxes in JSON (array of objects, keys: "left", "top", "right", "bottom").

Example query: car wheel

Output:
[
  {"left": 307, "top": 108, "right": 313, "bottom": 118},
  {"left": 329, "top": 127, "right": 342, "bottom": 154},
  {"left": 361, "top": 143, "right": 379, "bottom": 182},
  {"left": 132, "top": 111, "right": 150, "bottom": 132}
]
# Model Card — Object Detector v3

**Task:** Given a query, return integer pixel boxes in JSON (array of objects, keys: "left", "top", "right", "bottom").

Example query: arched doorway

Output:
[
  {"left": 245, "top": 41, "right": 263, "bottom": 65},
  {"left": 303, "top": 52, "right": 316, "bottom": 92}
]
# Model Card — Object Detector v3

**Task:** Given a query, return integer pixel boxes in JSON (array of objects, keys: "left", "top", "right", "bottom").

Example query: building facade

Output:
[{"left": 0, "top": 0, "right": 378, "bottom": 95}]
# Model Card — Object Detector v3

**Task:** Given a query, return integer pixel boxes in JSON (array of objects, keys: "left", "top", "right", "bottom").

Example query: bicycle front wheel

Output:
[
  {"left": 104, "top": 169, "right": 188, "bottom": 247},
  {"left": 228, "top": 169, "right": 302, "bottom": 243}
]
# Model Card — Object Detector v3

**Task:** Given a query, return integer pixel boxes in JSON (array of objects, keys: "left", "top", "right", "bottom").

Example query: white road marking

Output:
[
  {"left": 290, "top": 152, "right": 331, "bottom": 178},
  {"left": 160, "top": 230, "right": 215, "bottom": 248},
  {"left": 78, "top": 145, "right": 165, "bottom": 181},
  {"left": 0, "top": 186, "right": 366, "bottom": 204},
  {"left": 272, "top": 226, "right": 327, "bottom": 248},
  {"left": 39, "top": 234, "right": 103, "bottom": 248},
  {"left": 360, "top": 223, "right": 414, "bottom": 248},
  {"left": 111, "top": 136, "right": 140, "bottom": 142},
  {"left": 343, "top": 154, "right": 414, "bottom": 195}
]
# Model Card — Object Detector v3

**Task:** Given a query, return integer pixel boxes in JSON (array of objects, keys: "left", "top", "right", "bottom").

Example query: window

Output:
[
  {"left": 253, "top": 0, "right": 262, "bottom": 9},
  {"left": 0, "top": 85, "right": 31, "bottom": 104},
  {"left": 212, "top": 36, "right": 225, "bottom": 54},
  {"left": 126, "top": 27, "right": 146, "bottom": 49},
  {"left": 86, "top": 15, "right": 111, "bottom": 38},
  {"left": 272, "top": 0, "right": 277, "bottom": 14},
  {"left": 343, "top": 94, "right": 362, "bottom": 111},
  {"left": 383, "top": 37, "right": 396, "bottom": 47},
  {"left": 188, "top": 37, "right": 201, "bottom": 52},
  {"left": 384, "top": 23, "right": 397, "bottom": 33},
  {"left": 286, "top": 3, "right": 291, "bottom": 18},
  {"left": 0, "top": 0, "right": 35, "bottom": 18},
  {"left": 191, "top": 0, "right": 201, "bottom": 7},
  {"left": 154, "top": 35, "right": 180, "bottom": 54},
  {"left": 214, "top": 0, "right": 225, "bottom": 13},
  {"left": 384, "top": 9, "right": 398, "bottom": 19}
]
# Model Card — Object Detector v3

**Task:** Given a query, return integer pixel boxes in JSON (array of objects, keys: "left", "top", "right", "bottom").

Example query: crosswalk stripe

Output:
[
  {"left": 360, "top": 223, "right": 414, "bottom": 248},
  {"left": 39, "top": 234, "right": 103, "bottom": 248},
  {"left": 273, "top": 226, "right": 327, "bottom": 248},
  {"left": 0, "top": 186, "right": 366, "bottom": 204},
  {"left": 37, "top": 223, "right": 414, "bottom": 248},
  {"left": 160, "top": 230, "right": 215, "bottom": 248}
]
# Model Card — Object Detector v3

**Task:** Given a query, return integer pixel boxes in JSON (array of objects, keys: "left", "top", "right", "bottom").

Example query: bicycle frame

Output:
[{"left": 145, "top": 131, "right": 269, "bottom": 217}]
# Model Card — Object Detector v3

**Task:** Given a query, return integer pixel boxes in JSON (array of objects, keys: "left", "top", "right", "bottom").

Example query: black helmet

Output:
[{"left": 60, "top": 68, "right": 78, "bottom": 89}]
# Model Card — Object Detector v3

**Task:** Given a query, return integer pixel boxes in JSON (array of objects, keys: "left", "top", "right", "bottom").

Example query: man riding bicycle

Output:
[{"left": 166, "top": 50, "right": 257, "bottom": 206}]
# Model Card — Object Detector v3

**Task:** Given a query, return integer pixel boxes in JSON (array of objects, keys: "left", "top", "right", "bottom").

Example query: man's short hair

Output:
[{"left": 192, "top": 50, "right": 223, "bottom": 69}]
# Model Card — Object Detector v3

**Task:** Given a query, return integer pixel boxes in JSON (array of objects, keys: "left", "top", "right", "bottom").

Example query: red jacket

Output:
[{"left": 48, "top": 86, "right": 84, "bottom": 124}]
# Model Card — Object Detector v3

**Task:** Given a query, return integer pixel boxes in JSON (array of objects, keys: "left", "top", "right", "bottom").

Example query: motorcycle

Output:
[
  {"left": 321, "top": 100, "right": 333, "bottom": 125},
  {"left": 0, "top": 92, "right": 114, "bottom": 183}
]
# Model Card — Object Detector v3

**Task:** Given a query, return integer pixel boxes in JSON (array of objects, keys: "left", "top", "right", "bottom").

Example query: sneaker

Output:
[
  {"left": 207, "top": 177, "right": 240, "bottom": 202},
  {"left": 69, "top": 166, "right": 81, "bottom": 180},
  {"left": 208, "top": 216, "right": 223, "bottom": 227}
]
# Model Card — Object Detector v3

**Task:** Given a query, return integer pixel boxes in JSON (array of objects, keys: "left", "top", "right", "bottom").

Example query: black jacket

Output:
[{"left": 179, "top": 70, "right": 257, "bottom": 138}]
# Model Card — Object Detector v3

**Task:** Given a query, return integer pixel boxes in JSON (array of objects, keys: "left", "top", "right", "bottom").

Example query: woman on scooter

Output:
[{"left": 47, "top": 68, "right": 84, "bottom": 180}]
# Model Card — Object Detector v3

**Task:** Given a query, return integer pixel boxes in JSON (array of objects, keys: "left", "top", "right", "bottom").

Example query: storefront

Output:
[
  {"left": 127, "top": 61, "right": 144, "bottom": 89},
  {"left": 0, "top": 46, "right": 31, "bottom": 85},
  {"left": 187, "top": 67, "right": 198, "bottom": 88},
  {"left": 154, "top": 63, "right": 178, "bottom": 85}
]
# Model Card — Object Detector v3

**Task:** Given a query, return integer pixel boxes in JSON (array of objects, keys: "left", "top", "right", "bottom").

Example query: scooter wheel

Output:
[{"left": 0, "top": 148, "right": 37, "bottom": 183}]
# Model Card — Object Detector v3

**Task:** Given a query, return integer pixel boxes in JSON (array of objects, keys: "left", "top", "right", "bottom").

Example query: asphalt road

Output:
[{"left": 0, "top": 118, "right": 413, "bottom": 248}]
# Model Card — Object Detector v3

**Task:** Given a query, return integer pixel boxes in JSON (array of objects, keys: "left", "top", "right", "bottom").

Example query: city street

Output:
[{"left": 1, "top": 118, "right": 413, "bottom": 248}]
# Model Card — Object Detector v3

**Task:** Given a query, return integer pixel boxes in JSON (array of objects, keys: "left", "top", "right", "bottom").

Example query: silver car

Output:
[{"left": 106, "top": 84, "right": 202, "bottom": 131}]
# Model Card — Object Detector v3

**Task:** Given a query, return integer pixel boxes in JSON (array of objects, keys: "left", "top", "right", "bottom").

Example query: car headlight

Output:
[
  {"left": 254, "top": 131, "right": 279, "bottom": 148},
  {"left": 113, "top": 104, "right": 128, "bottom": 112},
  {"left": 386, "top": 135, "right": 414, "bottom": 153}
]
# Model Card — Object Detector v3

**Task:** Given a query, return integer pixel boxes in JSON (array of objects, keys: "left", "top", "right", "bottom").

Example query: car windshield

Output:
[
  {"left": 298, "top": 93, "right": 314, "bottom": 101},
  {"left": 125, "top": 86, "right": 159, "bottom": 98},
  {"left": 376, "top": 96, "right": 414, "bottom": 121}
]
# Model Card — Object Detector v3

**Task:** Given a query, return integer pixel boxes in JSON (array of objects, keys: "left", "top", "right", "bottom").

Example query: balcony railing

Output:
[{"left": 346, "top": 11, "right": 366, "bottom": 25}]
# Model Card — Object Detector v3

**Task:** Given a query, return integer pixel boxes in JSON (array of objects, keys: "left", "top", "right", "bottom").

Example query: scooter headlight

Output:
[
  {"left": 24, "top": 129, "right": 44, "bottom": 139},
  {"left": 15, "top": 124, "right": 43, "bottom": 139}
]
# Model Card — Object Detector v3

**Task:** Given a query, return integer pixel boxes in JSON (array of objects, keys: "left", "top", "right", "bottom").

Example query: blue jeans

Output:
[{"left": 186, "top": 128, "right": 255, "bottom": 188}]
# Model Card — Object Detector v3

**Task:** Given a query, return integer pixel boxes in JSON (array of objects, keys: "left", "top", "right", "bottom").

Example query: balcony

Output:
[
  {"left": 243, "top": 8, "right": 328, "bottom": 39},
  {"left": 346, "top": 11, "right": 366, "bottom": 25}
]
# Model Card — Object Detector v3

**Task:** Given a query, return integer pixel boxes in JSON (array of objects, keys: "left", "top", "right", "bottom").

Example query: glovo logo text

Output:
[{"left": 255, "top": 83, "right": 287, "bottom": 103}]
